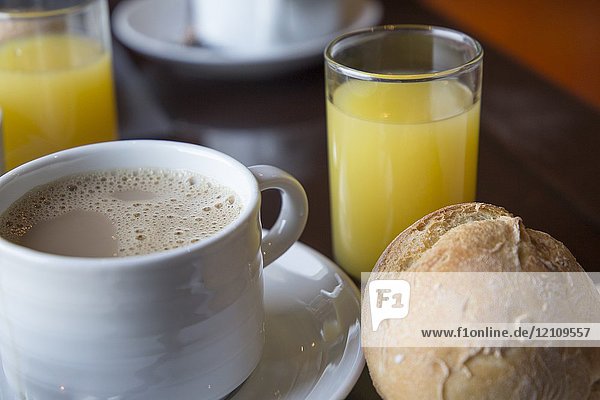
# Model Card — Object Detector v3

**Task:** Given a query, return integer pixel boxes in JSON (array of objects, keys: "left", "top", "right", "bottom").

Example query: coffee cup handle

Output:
[{"left": 249, "top": 165, "right": 308, "bottom": 267}]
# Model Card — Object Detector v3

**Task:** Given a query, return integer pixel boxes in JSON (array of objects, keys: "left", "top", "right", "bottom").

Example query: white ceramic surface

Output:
[
  {"left": 191, "top": 0, "right": 362, "bottom": 51},
  {"left": 0, "top": 240, "right": 363, "bottom": 400},
  {"left": 112, "top": 0, "right": 383, "bottom": 78},
  {"left": 231, "top": 238, "right": 363, "bottom": 400},
  {"left": 0, "top": 141, "right": 308, "bottom": 400}
]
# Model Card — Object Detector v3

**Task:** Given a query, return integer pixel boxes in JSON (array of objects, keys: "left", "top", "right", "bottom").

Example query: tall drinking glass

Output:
[
  {"left": 0, "top": 0, "right": 117, "bottom": 172},
  {"left": 325, "top": 25, "right": 483, "bottom": 279}
]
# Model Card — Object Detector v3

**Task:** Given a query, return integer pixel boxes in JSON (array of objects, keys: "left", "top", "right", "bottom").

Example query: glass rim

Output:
[
  {"left": 0, "top": 0, "right": 96, "bottom": 19},
  {"left": 324, "top": 24, "right": 484, "bottom": 82}
]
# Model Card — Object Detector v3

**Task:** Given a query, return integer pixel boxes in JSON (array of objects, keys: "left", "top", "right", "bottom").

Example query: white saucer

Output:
[
  {"left": 112, "top": 0, "right": 383, "bottom": 78},
  {"left": 230, "top": 240, "right": 363, "bottom": 399},
  {"left": 0, "top": 241, "right": 363, "bottom": 400}
]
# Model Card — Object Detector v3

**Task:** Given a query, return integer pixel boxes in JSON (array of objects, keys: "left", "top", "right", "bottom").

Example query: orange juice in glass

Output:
[
  {"left": 325, "top": 25, "right": 483, "bottom": 279},
  {"left": 0, "top": 0, "right": 117, "bottom": 172}
]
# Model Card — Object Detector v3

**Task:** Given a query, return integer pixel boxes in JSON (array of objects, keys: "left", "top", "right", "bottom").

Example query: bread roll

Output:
[{"left": 363, "top": 203, "right": 600, "bottom": 399}]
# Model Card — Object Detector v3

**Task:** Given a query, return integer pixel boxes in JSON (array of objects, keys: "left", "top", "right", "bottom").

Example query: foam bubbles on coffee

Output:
[{"left": 0, "top": 168, "right": 242, "bottom": 257}]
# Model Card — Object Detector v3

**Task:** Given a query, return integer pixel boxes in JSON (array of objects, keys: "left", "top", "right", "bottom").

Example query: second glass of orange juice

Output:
[
  {"left": 0, "top": 0, "right": 117, "bottom": 172},
  {"left": 325, "top": 25, "right": 483, "bottom": 279}
]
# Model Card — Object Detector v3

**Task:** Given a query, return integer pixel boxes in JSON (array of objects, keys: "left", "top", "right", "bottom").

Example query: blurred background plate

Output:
[{"left": 112, "top": 0, "right": 382, "bottom": 79}]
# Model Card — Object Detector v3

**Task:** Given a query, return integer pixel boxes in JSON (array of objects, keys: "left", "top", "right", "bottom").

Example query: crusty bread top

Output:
[{"left": 374, "top": 202, "right": 582, "bottom": 274}]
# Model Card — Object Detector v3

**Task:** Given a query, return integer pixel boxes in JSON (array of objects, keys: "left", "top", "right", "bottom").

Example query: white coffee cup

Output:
[
  {"left": 191, "top": 0, "right": 363, "bottom": 52},
  {"left": 0, "top": 140, "right": 308, "bottom": 399}
]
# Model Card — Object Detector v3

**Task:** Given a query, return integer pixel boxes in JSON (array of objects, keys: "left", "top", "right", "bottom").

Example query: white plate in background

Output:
[{"left": 112, "top": 0, "right": 383, "bottom": 78}]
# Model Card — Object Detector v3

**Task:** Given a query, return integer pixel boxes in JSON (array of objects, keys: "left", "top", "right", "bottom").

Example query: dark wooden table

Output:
[{"left": 112, "top": 1, "right": 599, "bottom": 397}]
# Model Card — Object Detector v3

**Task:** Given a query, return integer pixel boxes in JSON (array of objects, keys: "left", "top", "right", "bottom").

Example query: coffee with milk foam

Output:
[{"left": 0, "top": 168, "right": 242, "bottom": 257}]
